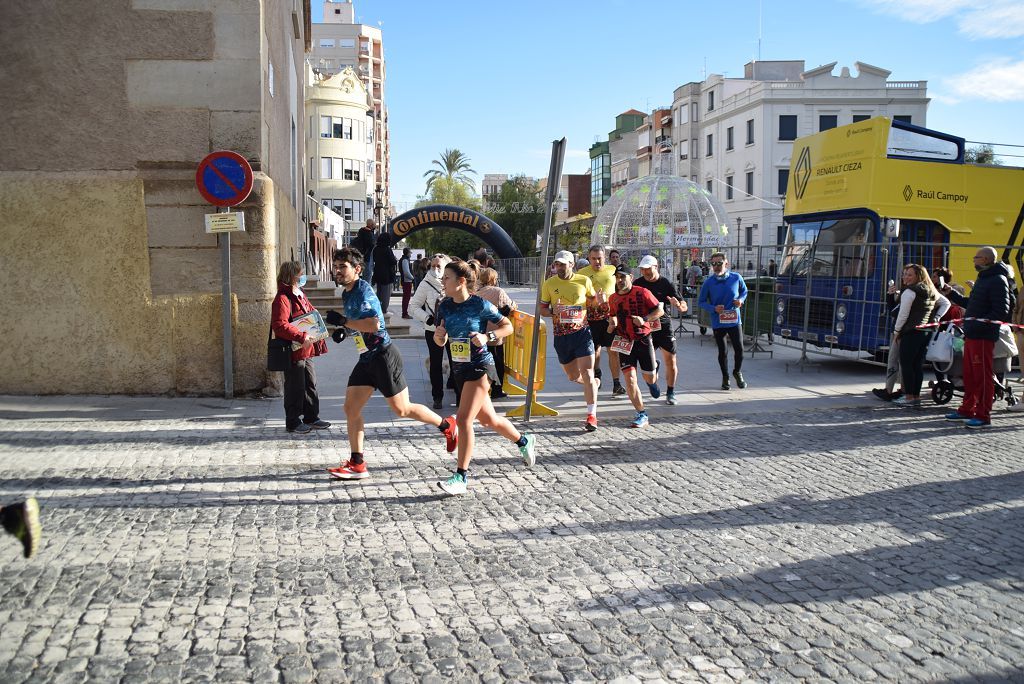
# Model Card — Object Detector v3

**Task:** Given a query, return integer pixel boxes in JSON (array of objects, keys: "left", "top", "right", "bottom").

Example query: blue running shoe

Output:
[
  {"left": 965, "top": 418, "right": 990, "bottom": 429},
  {"left": 630, "top": 411, "right": 649, "bottom": 428},
  {"left": 945, "top": 412, "right": 970, "bottom": 421},
  {"left": 647, "top": 361, "right": 661, "bottom": 398}
]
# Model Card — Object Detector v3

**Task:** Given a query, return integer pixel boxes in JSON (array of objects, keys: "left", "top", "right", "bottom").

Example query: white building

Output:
[
  {"left": 670, "top": 60, "right": 928, "bottom": 257},
  {"left": 310, "top": 0, "right": 390, "bottom": 219},
  {"left": 305, "top": 66, "right": 374, "bottom": 232}
]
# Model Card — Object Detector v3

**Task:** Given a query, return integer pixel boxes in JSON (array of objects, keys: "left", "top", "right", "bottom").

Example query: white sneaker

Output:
[
  {"left": 438, "top": 473, "right": 467, "bottom": 496},
  {"left": 518, "top": 434, "right": 536, "bottom": 467}
]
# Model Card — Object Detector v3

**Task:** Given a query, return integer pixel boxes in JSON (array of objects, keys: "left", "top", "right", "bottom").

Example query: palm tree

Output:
[{"left": 423, "top": 148, "right": 477, "bottom": 193}]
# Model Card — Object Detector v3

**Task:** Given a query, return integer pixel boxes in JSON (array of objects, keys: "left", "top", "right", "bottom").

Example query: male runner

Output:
[
  {"left": 698, "top": 252, "right": 748, "bottom": 390},
  {"left": 607, "top": 265, "right": 663, "bottom": 427},
  {"left": 540, "top": 250, "right": 600, "bottom": 431},
  {"left": 633, "top": 255, "right": 688, "bottom": 404},
  {"left": 577, "top": 245, "right": 624, "bottom": 397},
  {"left": 324, "top": 247, "right": 458, "bottom": 479}
]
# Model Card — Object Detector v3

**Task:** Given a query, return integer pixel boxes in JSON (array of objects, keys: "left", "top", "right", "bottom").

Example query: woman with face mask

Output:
[
  {"left": 270, "top": 261, "right": 330, "bottom": 433},
  {"left": 410, "top": 253, "right": 455, "bottom": 409}
]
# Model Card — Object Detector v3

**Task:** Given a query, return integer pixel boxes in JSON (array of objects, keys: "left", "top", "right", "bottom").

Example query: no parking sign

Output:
[{"left": 195, "top": 150, "right": 253, "bottom": 207}]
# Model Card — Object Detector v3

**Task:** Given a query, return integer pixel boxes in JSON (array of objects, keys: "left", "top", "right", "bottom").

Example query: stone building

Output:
[{"left": 0, "top": 0, "right": 312, "bottom": 395}]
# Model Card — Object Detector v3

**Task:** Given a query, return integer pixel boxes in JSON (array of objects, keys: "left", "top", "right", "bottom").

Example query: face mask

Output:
[
  {"left": 297, "top": 274, "right": 307, "bottom": 287},
  {"left": 432, "top": 268, "right": 442, "bottom": 278}
]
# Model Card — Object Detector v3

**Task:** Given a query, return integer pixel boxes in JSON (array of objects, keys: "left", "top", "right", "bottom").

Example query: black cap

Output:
[{"left": 614, "top": 264, "right": 632, "bottom": 276}]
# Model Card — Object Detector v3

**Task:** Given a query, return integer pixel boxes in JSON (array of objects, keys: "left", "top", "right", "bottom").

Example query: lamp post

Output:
[
  {"left": 735, "top": 216, "right": 742, "bottom": 263},
  {"left": 374, "top": 183, "right": 384, "bottom": 228}
]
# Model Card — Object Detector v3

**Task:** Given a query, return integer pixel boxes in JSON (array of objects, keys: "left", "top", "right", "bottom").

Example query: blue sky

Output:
[{"left": 312, "top": 0, "right": 1024, "bottom": 210}]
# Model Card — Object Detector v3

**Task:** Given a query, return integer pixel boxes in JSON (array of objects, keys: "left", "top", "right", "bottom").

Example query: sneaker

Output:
[
  {"left": 965, "top": 418, "right": 991, "bottom": 429},
  {"left": 871, "top": 388, "right": 893, "bottom": 401},
  {"left": 647, "top": 361, "right": 662, "bottom": 398},
  {"left": 892, "top": 396, "right": 921, "bottom": 408},
  {"left": 438, "top": 473, "right": 468, "bottom": 496},
  {"left": 432, "top": 398, "right": 443, "bottom": 410},
  {"left": 721, "top": 376, "right": 730, "bottom": 390},
  {"left": 518, "top": 434, "right": 536, "bottom": 467},
  {"left": 287, "top": 423, "right": 313, "bottom": 434},
  {"left": 2, "top": 498, "right": 41, "bottom": 559},
  {"left": 307, "top": 420, "right": 331, "bottom": 429},
  {"left": 733, "top": 370, "right": 747, "bottom": 389},
  {"left": 440, "top": 415, "right": 459, "bottom": 453},
  {"left": 945, "top": 412, "right": 970, "bottom": 421},
  {"left": 612, "top": 383, "right": 626, "bottom": 397},
  {"left": 630, "top": 411, "right": 649, "bottom": 428},
  {"left": 595, "top": 375, "right": 602, "bottom": 390},
  {"left": 327, "top": 460, "right": 369, "bottom": 480},
  {"left": 665, "top": 389, "right": 677, "bottom": 405},
  {"left": 584, "top": 414, "right": 598, "bottom": 432}
]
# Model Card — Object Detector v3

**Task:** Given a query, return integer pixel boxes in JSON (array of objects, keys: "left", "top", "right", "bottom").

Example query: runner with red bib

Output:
[{"left": 607, "top": 265, "right": 664, "bottom": 428}]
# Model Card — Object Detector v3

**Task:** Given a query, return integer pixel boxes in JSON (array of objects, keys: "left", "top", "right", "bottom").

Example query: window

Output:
[
  {"left": 746, "top": 118, "right": 754, "bottom": 144},
  {"left": 778, "top": 169, "right": 789, "bottom": 196},
  {"left": 777, "top": 225, "right": 787, "bottom": 252},
  {"left": 706, "top": 179, "right": 713, "bottom": 194},
  {"left": 819, "top": 115, "right": 838, "bottom": 131},
  {"left": 332, "top": 157, "right": 343, "bottom": 179},
  {"left": 726, "top": 176, "right": 734, "bottom": 200},
  {"left": 691, "top": 102, "right": 698, "bottom": 122},
  {"left": 690, "top": 138, "right": 697, "bottom": 159},
  {"left": 779, "top": 115, "right": 797, "bottom": 141},
  {"left": 707, "top": 90, "right": 715, "bottom": 111},
  {"left": 678, "top": 105, "right": 688, "bottom": 125},
  {"left": 705, "top": 133, "right": 713, "bottom": 157},
  {"left": 339, "top": 38, "right": 355, "bottom": 48},
  {"left": 319, "top": 38, "right": 334, "bottom": 48},
  {"left": 320, "top": 115, "right": 331, "bottom": 138},
  {"left": 268, "top": 61, "right": 274, "bottom": 97},
  {"left": 320, "top": 157, "right": 331, "bottom": 179},
  {"left": 783, "top": 218, "right": 871, "bottom": 277},
  {"left": 310, "top": 157, "right": 314, "bottom": 180},
  {"left": 745, "top": 225, "right": 753, "bottom": 249},
  {"left": 726, "top": 127, "right": 734, "bottom": 151},
  {"left": 852, "top": 114, "right": 870, "bottom": 123},
  {"left": 691, "top": 175, "right": 697, "bottom": 183},
  {"left": 745, "top": 171, "right": 754, "bottom": 196},
  {"left": 894, "top": 115, "right": 913, "bottom": 125}
]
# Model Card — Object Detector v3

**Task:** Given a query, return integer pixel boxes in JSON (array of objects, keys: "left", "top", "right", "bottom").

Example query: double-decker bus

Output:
[{"left": 775, "top": 116, "right": 1023, "bottom": 357}]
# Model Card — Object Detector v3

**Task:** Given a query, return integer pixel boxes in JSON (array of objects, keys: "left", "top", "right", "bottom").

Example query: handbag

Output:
[
  {"left": 267, "top": 330, "right": 292, "bottom": 371},
  {"left": 994, "top": 324, "right": 1019, "bottom": 359},
  {"left": 926, "top": 328, "right": 955, "bottom": 365}
]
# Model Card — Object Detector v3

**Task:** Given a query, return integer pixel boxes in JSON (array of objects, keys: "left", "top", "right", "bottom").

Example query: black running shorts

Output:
[{"left": 347, "top": 343, "right": 407, "bottom": 398}]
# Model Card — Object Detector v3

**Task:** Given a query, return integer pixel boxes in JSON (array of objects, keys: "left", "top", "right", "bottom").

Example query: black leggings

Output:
[
  {"left": 898, "top": 330, "right": 929, "bottom": 396},
  {"left": 713, "top": 326, "right": 743, "bottom": 376}
]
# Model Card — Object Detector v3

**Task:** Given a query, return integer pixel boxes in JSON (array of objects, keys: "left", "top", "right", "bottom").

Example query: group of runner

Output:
[{"left": 319, "top": 244, "right": 749, "bottom": 494}]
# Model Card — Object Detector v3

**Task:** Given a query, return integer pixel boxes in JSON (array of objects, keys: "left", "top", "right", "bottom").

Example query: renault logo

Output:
[
  {"left": 794, "top": 147, "right": 811, "bottom": 200},
  {"left": 903, "top": 185, "right": 913, "bottom": 202}
]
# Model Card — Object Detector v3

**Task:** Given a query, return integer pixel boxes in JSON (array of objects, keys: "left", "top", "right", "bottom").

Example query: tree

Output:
[
  {"left": 423, "top": 148, "right": 477, "bottom": 193},
  {"left": 965, "top": 144, "right": 1000, "bottom": 165},
  {"left": 485, "top": 175, "right": 545, "bottom": 257}
]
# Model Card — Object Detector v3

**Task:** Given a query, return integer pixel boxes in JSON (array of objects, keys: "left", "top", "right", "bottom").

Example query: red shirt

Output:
[
  {"left": 271, "top": 285, "right": 328, "bottom": 362},
  {"left": 608, "top": 286, "right": 660, "bottom": 339}
]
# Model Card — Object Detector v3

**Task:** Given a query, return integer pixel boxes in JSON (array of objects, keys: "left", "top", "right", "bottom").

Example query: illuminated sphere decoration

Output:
[{"left": 591, "top": 154, "right": 732, "bottom": 250}]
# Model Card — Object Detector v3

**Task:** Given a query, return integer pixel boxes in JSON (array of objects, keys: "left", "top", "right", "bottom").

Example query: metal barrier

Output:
[
  {"left": 503, "top": 310, "right": 557, "bottom": 417},
  {"left": 495, "top": 257, "right": 543, "bottom": 287}
]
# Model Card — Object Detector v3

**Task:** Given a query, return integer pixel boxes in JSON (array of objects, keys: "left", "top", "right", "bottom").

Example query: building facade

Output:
[
  {"left": 0, "top": 0, "right": 311, "bottom": 396},
  {"left": 310, "top": 0, "right": 390, "bottom": 220},
  {"left": 589, "top": 110, "right": 645, "bottom": 212},
  {"left": 305, "top": 66, "right": 374, "bottom": 235},
  {"left": 670, "top": 61, "right": 928, "bottom": 256}
]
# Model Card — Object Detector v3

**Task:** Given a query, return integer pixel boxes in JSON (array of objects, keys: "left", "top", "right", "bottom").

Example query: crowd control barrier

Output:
[{"left": 503, "top": 311, "right": 558, "bottom": 417}]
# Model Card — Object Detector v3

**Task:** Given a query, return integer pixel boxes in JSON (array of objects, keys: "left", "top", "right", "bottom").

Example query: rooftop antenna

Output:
[{"left": 758, "top": 0, "right": 763, "bottom": 61}]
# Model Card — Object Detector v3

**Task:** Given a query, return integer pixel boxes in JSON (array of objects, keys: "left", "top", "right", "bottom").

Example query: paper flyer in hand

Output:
[{"left": 290, "top": 310, "right": 329, "bottom": 350}]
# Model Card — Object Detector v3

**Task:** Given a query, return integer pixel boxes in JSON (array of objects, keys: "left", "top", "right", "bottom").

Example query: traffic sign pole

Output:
[{"left": 220, "top": 207, "right": 234, "bottom": 399}]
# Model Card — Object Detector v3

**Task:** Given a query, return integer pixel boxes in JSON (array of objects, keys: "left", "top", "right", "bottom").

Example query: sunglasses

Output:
[{"left": 710, "top": 261, "right": 725, "bottom": 266}]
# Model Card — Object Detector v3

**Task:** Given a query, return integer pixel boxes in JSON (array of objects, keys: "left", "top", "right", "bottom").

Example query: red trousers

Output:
[
  {"left": 401, "top": 282, "right": 413, "bottom": 316},
  {"left": 957, "top": 338, "right": 995, "bottom": 422}
]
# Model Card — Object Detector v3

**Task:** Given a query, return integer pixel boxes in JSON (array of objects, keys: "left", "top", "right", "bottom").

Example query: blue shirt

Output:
[
  {"left": 341, "top": 278, "right": 391, "bottom": 360},
  {"left": 698, "top": 271, "right": 748, "bottom": 329},
  {"left": 437, "top": 295, "right": 503, "bottom": 368}
]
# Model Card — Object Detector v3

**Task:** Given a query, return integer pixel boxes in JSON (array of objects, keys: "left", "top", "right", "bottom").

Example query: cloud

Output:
[
  {"left": 859, "top": 0, "right": 1024, "bottom": 38},
  {"left": 945, "top": 57, "right": 1024, "bottom": 101}
]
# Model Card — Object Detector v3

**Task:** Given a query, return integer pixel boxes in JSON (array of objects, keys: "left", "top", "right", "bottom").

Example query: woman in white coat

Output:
[{"left": 410, "top": 253, "right": 454, "bottom": 409}]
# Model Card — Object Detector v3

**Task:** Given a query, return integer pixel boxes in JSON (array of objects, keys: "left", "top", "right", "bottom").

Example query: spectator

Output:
[
  {"left": 608, "top": 249, "right": 621, "bottom": 267},
  {"left": 476, "top": 268, "right": 517, "bottom": 399},
  {"left": 399, "top": 247, "right": 415, "bottom": 319},
  {"left": 768, "top": 259, "right": 777, "bottom": 277},
  {"left": 942, "top": 247, "right": 1014, "bottom": 428},
  {"left": 370, "top": 233, "right": 398, "bottom": 317},
  {"left": 410, "top": 253, "right": 454, "bottom": 409},
  {"left": 872, "top": 279, "right": 905, "bottom": 402},
  {"left": 932, "top": 266, "right": 964, "bottom": 323},
  {"left": 412, "top": 255, "right": 428, "bottom": 291},
  {"left": 350, "top": 219, "right": 377, "bottom": 281},
  {"left": 892, "top": 264, "right": 938, "bottom": 407}
]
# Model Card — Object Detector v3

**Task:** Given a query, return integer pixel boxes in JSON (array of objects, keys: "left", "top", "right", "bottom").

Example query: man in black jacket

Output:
[
  {"left": 942, "top": 246, "right": 1013, "bottom": 428},
  {"left": 351, "top": 219, "right": 377, "bottom": 281}
]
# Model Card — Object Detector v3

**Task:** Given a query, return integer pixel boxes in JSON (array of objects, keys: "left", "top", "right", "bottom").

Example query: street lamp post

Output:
[{"left": 374, "top": 183, "right": 384, "bottom": 227}]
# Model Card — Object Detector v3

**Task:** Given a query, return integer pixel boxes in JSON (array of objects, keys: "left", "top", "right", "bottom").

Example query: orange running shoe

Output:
[
  {"left": 327, "top": 460, "right": 368, "bottom": 480},
  {"left": 584, "top": 414, "right": 598, "bottom": 432},
  {"left": 441, "top": 415, "right": 459, "bottom": 453}
]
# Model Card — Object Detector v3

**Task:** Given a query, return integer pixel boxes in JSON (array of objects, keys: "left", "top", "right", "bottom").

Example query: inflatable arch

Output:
[{"left": 386, "top": 204, "right": 524, "bottom": 260}]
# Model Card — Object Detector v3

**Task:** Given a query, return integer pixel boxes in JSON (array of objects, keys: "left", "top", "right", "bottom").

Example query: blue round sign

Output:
[{"left": 195, "top": 151, "right": 253, "bottom": 207}]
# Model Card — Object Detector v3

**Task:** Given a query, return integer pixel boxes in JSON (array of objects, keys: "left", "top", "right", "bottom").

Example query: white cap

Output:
[
  {"left": 638, "top": 255, "right": 658, "bottom": 269},
  {"left": 553, "top": 250, "right": 574, "bottom": 265}
]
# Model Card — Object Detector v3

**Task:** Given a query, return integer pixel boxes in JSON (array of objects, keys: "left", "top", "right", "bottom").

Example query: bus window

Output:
[{"left": 781, "top": 218, "right": 871, "bottom": 278}]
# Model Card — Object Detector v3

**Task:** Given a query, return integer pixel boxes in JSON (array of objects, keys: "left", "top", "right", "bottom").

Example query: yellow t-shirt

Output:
[
  {"left": 577, "top": 264, "right": 615, "bottom": 321},
  {"left": 541, "top": 273, "right": 596, "bottom": 335}
]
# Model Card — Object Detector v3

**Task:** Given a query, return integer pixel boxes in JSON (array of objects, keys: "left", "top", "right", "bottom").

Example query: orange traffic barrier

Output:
[{"left": 503, "top": 310, "right": 557, "bottom": 417}]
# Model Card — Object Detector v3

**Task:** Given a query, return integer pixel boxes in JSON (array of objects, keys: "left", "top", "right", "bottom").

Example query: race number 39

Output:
[{"left": 449, "top": 339, "right": 471, "bottom": 363}]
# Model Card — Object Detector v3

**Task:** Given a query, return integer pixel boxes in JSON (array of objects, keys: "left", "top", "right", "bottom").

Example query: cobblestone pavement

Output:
[{"left": 1, "top": 354, "right": 1024, "bottom": 681}]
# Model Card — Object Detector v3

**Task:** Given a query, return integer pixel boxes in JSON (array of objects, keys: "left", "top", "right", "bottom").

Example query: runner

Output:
[
  {"left": 1, "top": 498, "right": 41, "bottom": 559},
  {"left": 607, "top": 265, "right": 664, "bottom": 427},
  {"left": 324, "top": 247, "right": 458, "bottom": 480},
  {"left": 433, "top": 261, "right": 537, "bottom": 495},
  {"left": 633, "top": 255, "right": 688, "bottom": 405},
  {"left": 577, "top": 245, "right": 625, "bottom": 397},
  {"left": 540, "top": 250, "right": 600, "bottom": 431},
  {"left": 698, "top": 251, "right": 748, "bottom": 390}
]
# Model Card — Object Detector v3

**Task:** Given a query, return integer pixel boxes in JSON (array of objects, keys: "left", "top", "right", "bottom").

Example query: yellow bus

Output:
[{"left": 777, "top": 116, "right": 1023, "bottom": 353}]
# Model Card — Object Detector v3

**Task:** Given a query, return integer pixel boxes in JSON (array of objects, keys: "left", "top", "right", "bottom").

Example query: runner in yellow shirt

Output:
[
  {"left": 577, "top": 245, "right": 624, "bottom": 398},
  {"left": 540, "top": 250, "right": 600, "bottom": 431}
]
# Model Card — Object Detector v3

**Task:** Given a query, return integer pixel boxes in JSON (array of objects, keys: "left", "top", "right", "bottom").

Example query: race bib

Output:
[
  {"left": 558, "top": 305, "right": 585, "bottom": 326},
  {"left": 353, "top": 332, "right": 368, "bottom": 354},
  {"left": 610, "top": 335, "right": 634, "bottom": 354},
  {"left": 648, "top": 318, "right": 662, "bottom": 332},
  {"left": 449, "top": 338, "right": 471, "bottom": 363},
  {"left": 719, "top": 310, "right": 738, "bottom": 323}
]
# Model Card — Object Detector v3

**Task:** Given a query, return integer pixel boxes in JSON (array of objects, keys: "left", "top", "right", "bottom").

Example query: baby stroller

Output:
[{"left": 929, "top": 323, "right": 1019, "bottom": 408}]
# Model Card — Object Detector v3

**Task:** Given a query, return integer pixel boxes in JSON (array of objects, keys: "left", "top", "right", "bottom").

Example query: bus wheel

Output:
[{"left": 931, "top": 381, "right": 954, "bottom": 405}]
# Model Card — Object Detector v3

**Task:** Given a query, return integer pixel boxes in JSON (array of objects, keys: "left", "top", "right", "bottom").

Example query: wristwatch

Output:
[{"left": 486, "top": 331, "right": 498, "bottom": 343}]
